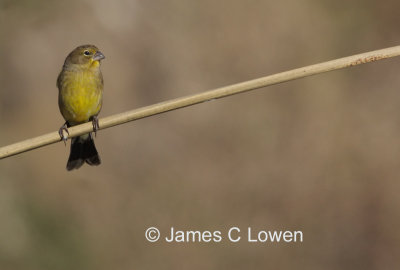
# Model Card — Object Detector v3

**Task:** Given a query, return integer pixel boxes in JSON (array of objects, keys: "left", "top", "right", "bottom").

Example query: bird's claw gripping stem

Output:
[
  {"left": 91, "top": 116, "right": 100, "bottom": 137},
  {"left": 58, "top": 122, "right": 70, "bottom": 146}
]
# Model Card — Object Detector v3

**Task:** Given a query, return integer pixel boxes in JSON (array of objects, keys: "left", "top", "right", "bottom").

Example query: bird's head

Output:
[{"left": 64, "top": 44, "right": 105, "bottom": 70}]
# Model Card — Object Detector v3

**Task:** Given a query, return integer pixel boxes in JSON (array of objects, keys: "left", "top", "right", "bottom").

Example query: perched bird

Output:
[{"left": 57, "top": 45, "right": 105, "bottom": 171}]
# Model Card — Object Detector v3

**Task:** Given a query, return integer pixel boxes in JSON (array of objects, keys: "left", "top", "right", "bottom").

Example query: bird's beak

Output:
[{"left": 93, "top": 51, "right": 105, "bottom": 61}]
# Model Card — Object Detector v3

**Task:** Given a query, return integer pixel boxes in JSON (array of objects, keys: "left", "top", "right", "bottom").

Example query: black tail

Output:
[{"left": 66, "top": 134, "right": 101, "bottom": 171}]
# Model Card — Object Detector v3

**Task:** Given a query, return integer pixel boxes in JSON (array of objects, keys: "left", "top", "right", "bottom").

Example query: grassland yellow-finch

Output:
[{"left": 57, "top": 45, "right": 105, "bottom": 171}]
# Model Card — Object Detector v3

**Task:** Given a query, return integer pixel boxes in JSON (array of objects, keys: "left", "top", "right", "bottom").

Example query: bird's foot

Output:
[
  {"left": 90, "top": 116, "right": 100, "bottom": 137},
  {"left": 58, "top": 122, "right": 70, "bottom": 146}
]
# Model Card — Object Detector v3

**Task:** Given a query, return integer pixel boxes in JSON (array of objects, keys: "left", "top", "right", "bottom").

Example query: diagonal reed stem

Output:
[{"left": 1, "top": 45, "right": 400, "bottom": 159}]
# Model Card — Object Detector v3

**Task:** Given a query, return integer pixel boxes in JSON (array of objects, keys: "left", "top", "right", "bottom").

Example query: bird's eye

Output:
[{"left": 83, "top": 50, "right": 91, "bottom": 56}]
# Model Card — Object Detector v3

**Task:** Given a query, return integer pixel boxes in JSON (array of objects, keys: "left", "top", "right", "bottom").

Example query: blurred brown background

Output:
[{"left": 1, "top": 0, "right": 400, "bottom": 269}]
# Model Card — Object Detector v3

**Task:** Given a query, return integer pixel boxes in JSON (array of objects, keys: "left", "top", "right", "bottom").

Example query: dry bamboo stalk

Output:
[{"left": 1, "top": 45, "right": 400, "bottom": 159}]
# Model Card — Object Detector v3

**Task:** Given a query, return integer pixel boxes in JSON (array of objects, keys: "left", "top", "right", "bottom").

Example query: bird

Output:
[{"left": 57, "top": 44, "right": 105, "bottom": 171}]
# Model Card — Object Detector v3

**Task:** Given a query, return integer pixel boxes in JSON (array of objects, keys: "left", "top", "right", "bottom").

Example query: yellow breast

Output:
[{"left": 58, "top": 69, "right": 103, "bottom": 125}]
